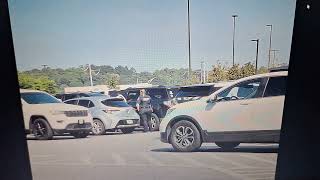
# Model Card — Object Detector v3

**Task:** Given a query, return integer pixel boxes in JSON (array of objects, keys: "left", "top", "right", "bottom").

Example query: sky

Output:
[{"left": 8, "top": 0, "right": 296, "bottom": 72}]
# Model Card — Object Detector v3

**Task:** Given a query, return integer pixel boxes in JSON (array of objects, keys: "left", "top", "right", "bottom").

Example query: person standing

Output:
[{"left": 136, "top": 89, "right": 153, "bottom": 132}]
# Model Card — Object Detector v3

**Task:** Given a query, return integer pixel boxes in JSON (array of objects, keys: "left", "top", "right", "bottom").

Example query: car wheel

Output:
[
  {"left": 92, "top": 119, "right": 105, "bottom": 135},
  {"left": 32, "top": 118, "right": 53, "bottom": 140},
  {"left": 215, "top": 142, "right": 240, "bottom": 149},
  {"left": 169, "top": 120, "right": 202, "bottom": 152},
  {"left": 72, "top": 131, "right": 89, "bottom": 138},
  {"left": 121, "top": 127, "right": 135, "bottom": 134},
  {"left": 149, "top": 113, "right": 160, "bottom": 131}
]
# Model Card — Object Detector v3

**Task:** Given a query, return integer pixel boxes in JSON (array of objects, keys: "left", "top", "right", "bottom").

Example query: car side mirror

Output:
[{"left": 206, "top": 95, "right": 217, "bottom": 103}]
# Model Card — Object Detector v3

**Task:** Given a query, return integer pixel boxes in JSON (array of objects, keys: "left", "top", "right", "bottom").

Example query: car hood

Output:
[{"left": 29, "top": 103, "right": 88, "bottom": 111}]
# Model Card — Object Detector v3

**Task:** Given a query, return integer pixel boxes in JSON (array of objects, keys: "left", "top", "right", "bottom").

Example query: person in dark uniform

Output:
[{"left": 136, "top": 89, "right": 153, "bottom": 132}]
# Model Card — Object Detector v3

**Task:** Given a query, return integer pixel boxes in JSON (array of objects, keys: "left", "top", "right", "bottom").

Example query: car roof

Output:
[{"left": 64, "top": 96, "right": 119, "bottom": 102}]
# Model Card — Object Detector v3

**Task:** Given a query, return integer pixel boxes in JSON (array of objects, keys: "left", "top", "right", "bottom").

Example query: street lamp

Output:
[
  {"left": 232, "top": 15, "right": 238, "bottom": 66},
  {"left": 251, "top": 39, "right": 259, "bottom": 74},
  {"left": 266, "top": 24, "right": 273, "bottom": 69}
]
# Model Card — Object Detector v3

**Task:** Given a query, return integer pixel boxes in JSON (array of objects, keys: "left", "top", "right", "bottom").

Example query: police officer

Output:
[{"left": 136, "top": 89, "right": 153, "bottom": 132}]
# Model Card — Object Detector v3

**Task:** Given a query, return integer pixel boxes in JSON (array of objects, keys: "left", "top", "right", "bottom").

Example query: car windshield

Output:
[
  {"left": 101, "top": 98, "right": 129, "bottom": 107},
  {"left": 175, "top": 86, "right": 213, "bottom": 97},
  {"left": 147, "top": 89, "right": 169, "bottom": 100},
  {"left": 21, "top": 92, "right": 61, "bottom": 104}
]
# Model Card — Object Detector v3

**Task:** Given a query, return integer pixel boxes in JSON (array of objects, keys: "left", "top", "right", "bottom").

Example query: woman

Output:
[{"left": 136, "top": 89, "right": 153, "bottom": 132}]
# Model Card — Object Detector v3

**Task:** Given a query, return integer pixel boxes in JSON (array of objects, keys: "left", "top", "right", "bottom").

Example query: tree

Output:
[
  {"left": 106, "top": 74, "right": 120, "bottom": 89},
  {"left": 18, "top": 73, "right": 58, "bottom": 94},
  {"left": 227, "top": 64, "right": 242, "bottom": 80},
  {"left": 208, "top": 64, "right": 227, "bottom": 82},
  {"left": 240, "top": 62, "right": 255, "bottom": 78}
]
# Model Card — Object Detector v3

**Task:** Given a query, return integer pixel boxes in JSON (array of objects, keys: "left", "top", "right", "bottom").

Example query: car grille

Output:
[
  {"left": 117, "top": 119, "right": 139, "bottom": 125},
  {"left": 64, "top": 110, "right": 88, "bottom": 117}
]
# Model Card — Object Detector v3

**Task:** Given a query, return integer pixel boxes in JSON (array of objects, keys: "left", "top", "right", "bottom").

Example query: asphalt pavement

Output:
[{"left": 27, "top": 131, "right": 278, "bottom": 180}]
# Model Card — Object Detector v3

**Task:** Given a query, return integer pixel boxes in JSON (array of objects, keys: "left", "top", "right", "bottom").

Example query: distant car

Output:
[
  {"left": 55, "top": 92, "right": 108, "bottom": 101},
  {"left": 173, "top": 82, "right": 232, "bottom": 105},
  {"left": 64, "top": 96, "right": 140, "bottom": 135},
  {"left": 160, "top": 71, "right": 287, "bottom": 152},
  {"left": 20, "top": 89, "right": 93, "bottom": 140},
  {"left": 120, "top": 86, "right": 179, "bottom": 131}
]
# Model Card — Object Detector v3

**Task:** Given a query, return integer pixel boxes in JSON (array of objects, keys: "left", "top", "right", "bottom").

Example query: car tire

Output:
[
  {"left": 169, "top": 120, "right": 202, "bottom": 152},
  {"left": 72, "top": 131, "right": 89, "bottom": 138},
  {"left": 215, "top": 142, "right": 240, "bottom": 149},
  {"left": 32, "top": 118, "right": 53, "bottom": 140},
  {"left": 121, "top": 127, "right": 135, "bottom": 134},
  {"left": 92, "top": 119, "right": 106, "bottom": 135},
  {"left": 149, "top": 113, "right": 160, "bottom": 131}
]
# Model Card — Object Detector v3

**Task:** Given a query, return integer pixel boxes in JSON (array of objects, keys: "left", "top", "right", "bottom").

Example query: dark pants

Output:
[{"left": 140, "top": 112, "right": 152, "bottom": 132}]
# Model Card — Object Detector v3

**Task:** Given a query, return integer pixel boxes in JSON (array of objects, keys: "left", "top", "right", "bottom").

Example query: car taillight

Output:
[{"left": 103, "top": 109, "right": 120, "bottom": 114}]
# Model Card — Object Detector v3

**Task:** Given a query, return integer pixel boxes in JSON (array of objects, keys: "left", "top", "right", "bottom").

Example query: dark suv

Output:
[
  {"left": 55, "top": 92, "right": 106, "bottom": 101},
  {"left": 120, "top": 86, "right": 179, "bottom": 131},
  {"left": 173, "top": 83, "right": 231, "bottom": 105}
]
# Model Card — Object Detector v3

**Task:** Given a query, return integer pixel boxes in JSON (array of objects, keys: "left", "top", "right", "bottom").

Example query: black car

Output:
[
  {"left": 55, "top": 92, "right": 107, "bottom": 101},
  {"left": 173, "top": 83, "right": 230, "bottom": 105},
  {"left": 120, "top": 86, "right": 179, "bottom": 131}
]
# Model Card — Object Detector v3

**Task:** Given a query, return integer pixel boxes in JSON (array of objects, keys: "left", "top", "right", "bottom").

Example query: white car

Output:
[
  {"left": 20, "top": 89, "right": 93, "bottom": 140},
  {"left": 160, "top": 71, "right": 287, "bottom": 152},
  {"left": 64, "top": 96, "right": 140, "bottom": 135}
]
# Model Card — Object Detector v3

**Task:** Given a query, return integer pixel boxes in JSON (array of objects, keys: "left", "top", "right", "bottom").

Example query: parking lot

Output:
[{"left": 27, "top": 131, "right": 278, "bottom": 180}]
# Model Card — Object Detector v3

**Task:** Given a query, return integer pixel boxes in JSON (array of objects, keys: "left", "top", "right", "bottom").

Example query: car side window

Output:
[
  {"left": 64, "top": 100, "right": 78, "bottom": 105},
  {"left": 264, "top": 76, "right": 287, "bottom": 97},
  {"left": 78, "top": 100, "right": 90, "bottom": 108},
  {"left": 217, "top": 78, "right": 264, "bottom": 101},
  {"left": 88, "top": 101, "right": 95, "bottom": 108}
]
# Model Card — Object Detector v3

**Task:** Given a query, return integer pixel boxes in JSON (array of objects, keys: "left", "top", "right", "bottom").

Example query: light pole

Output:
[
  {"left": 266, "top": 24, "right": 273, "bottom": 69},
  {"left": 187, "top": 0, "right": 192, "bottom": 80},
  {"left": 232, "top": 15, "right": 238, "bottom": 66},
  {"left": 251, "top": 39, "right": 259, "bottom": 74}
]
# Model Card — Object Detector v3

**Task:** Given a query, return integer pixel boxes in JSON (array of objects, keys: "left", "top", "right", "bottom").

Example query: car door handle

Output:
[{"left": 240, "top": 103, "right": 250, "bottom": 105}]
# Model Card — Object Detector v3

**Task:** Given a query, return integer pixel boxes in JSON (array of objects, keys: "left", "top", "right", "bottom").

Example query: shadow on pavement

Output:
[
  {"left": 151, "top": 144, "right": 278, "bottom": 153},
  {"left": 26, "top": 135, "right": 91, "bottom": 141}
]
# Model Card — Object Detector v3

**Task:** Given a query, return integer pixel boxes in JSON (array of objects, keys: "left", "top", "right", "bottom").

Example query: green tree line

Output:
[{"left": 18, "top": 64, "right": 268, "bottom": 94}]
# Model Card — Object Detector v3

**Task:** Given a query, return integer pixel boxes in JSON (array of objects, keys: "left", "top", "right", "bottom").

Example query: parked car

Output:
[
  {"left": 120, "top": 86, "right": 179, "bottom": 131},
  {"left": 160, "top": 71, "right": 287, "bottom": 152},
  {"left": 64, "top": 96, "right": 140, "bottom": 135},
  {"left": 20, "top": 89, "right": 93, "bottom": 140},
  {"left": 55, "top": 92, "right": 107, "bottom": 101},
  {"left": 172, "top": 82, "right": 232, "bottom": 105}
]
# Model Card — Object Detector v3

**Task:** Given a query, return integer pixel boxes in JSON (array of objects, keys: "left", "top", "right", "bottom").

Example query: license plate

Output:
[
  {"left": 127, "top": 120, "right": 133, "bottom": 124},
  {"left": 78, "top": 120, "right": 85, "bottom": 124}
]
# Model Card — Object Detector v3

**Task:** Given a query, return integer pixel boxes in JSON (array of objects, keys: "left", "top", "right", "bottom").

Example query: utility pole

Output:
[
  {"left": 187, "top": 0, "right": 192, "bottom": 80},
  {"left": 266, "top": 24, "right": 273, "bottom": 69},
  {"left": 83, "top": 64, "right": 100, "bottom": 87},
  {"left": 270, "top": 49, "right": 280, "bottom": 68},
  {"left": 200, "top": 61, "right": 205, "bottom": 84},
  {"left": 232, "top": 15, "right": 238, "bottom": 66},
  {"left": 251, "top": 39, "right": 259, "bottom": 74}
]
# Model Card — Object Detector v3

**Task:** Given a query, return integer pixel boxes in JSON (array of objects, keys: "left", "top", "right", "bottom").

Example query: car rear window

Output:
[
  {"left": 147, "top": 88, "right": 169, "bottom": 99},
  {"left": 176, "top": 86, "right": 213, "bottom": 97},
  {"left": 101, "top": 98, "right": 129, "bottom": 107},
  {"left": 21, "top": 92, "right": 61, "bottom": 104}
]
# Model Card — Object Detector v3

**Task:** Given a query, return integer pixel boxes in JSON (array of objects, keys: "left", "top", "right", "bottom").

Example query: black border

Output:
[
  {"left": 1, "top": 0, "right": 320, "bottom": 179},
  {"left": 0, "top": 1, "right": 32, "bottom": 180}
]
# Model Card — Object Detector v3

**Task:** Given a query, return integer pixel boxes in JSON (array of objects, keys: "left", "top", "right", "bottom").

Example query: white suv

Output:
[
  {"left": 160, "top": 71, "right": 287, "bottom": 152},
  {"left": 20, "top": 89, "right": 93, "bottom": 140}
]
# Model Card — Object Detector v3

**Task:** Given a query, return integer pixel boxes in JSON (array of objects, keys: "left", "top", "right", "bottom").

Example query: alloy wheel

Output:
[{"left": 174, "top": 126, "right": 195, "bottom": 148}]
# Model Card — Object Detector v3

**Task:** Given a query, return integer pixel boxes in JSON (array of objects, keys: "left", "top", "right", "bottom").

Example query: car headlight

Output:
[
  {"left": 166, "top": 108, "right": 176, "bottom": 116},
  {"left": 50, "top": 110, "right": 65, "bottom": 115}
]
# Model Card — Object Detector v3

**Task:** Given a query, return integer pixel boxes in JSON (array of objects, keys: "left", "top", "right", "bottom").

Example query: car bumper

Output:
[
  {"left": 115, "top": 119, "right": 140, "bottom": 129},
  {"left": 54, "top": 122, "right": 92, "bottom": 135},
  {"left": 160, "top": 132, "right": 169, "bottom": 143}
]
